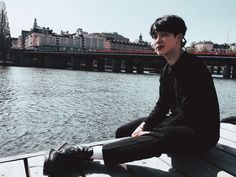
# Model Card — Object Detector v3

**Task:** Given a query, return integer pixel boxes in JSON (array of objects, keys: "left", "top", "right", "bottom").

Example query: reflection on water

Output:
[{"left": 0, "top": 66, "right": 236, "bottom": 158}]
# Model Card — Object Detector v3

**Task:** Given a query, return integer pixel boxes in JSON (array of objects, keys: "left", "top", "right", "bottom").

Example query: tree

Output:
[{"left": 0, "top": 1, "right": 11, "bottom": 65}]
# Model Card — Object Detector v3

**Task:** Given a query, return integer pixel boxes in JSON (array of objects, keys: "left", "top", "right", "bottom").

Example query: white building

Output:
[
  {"left": 15, "top": 18, "right": 151, "bottom": 52},
  {"left": 230, "top": 44, "right": 236, "bottom": 52},
  {"left": 78, "top": 30, "right": 105, "bottom": 51},
  {"left": 21, "top": 19, "right": 105, "bottom": 52},
  {"left": 193, "top": 41, "right": 214, "bottom": 52},
  {"left": 23, "top": 30, "right": 105, "bottom": 52}
]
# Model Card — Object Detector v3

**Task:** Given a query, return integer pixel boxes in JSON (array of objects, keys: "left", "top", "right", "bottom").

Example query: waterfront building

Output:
[
  {"left": 189, "top": 41, "right": 235, "bottom": 53},
  {"left": 17, "top": 19, "right": 106, "bottom": 52},
  {"left": 192, "top": 41, "right": 214, "bottom": 52},
  {"left": 17, "top": 30, "right": 30, "bottom": 49},
  {"left": 230, "top": 43, "right": 236, "bottom": 52},
  {"left": 24, "top": 26, "right": 57, "bottom": 51},
  {"left": 11, "top": 38, "right": 18, "bottom": 49},
  {"left": 13, "top": 19, "right": 152, "bottom": 52},
  {"left": 213, "top": 43, "right": 230, "bottom": 53},
  {"left": 103, "top": 33, "right": 152, "bottom": 52},
  {"left": 81, "top": 31, "right": 106, "bottom": 51},
  {"left": 100, "top": 32, "right": 130, "bottom": 42}
]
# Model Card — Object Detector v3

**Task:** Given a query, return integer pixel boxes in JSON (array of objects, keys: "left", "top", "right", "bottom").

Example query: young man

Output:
[{"left": 43, "top": 15, "right": 220, "bottom": 176}]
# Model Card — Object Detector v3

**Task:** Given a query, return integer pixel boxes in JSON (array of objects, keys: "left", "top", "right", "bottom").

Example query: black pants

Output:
[{"left": 102, "top": 117, "right": 207, "bottom": 167}]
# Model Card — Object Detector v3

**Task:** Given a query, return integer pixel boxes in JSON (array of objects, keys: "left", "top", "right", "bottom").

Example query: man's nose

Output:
[
  {"left": 156, "top": 35, "right": 163, "bottom": 41},
  {"left": 154, "top": 37, "right": 162, "bottom": 45}
]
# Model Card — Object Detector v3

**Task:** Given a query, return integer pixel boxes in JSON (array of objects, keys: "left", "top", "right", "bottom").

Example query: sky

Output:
[{"left": 2, "top": 0, "right": 236, "bottom": 46}]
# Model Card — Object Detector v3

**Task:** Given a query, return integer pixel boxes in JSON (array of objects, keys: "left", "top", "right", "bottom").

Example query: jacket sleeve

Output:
[{"left": 144, "top": 67, "right": 170, "bottom": 130}]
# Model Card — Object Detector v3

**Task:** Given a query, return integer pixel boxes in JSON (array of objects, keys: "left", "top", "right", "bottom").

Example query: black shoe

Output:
[{"left": 43, "top": 143, "right": 93, "bottom": 176}]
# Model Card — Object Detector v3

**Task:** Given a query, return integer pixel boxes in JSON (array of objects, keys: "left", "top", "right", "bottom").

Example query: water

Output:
[{"left": 0, "top": 67, "right": 236, "bottom": 158}]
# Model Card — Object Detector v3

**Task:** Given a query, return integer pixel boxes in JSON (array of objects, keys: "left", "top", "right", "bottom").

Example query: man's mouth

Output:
[{"left": 156, "top": 46, "right": 165, "bottom": 50}]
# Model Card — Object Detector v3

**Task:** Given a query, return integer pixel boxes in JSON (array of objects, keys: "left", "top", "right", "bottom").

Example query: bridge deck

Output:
[{"left": 0, "top": 122, "right": 235, "bottom": 177}]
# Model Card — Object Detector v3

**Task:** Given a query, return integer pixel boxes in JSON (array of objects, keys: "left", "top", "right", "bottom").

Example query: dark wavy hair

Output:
[{"left": 150, "top": 15, "right": 187, "bottom": 38}]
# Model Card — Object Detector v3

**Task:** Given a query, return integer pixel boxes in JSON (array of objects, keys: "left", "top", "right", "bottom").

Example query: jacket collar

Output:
[{"left": 168, "top": 52, "right": 189, "bottom": 75}]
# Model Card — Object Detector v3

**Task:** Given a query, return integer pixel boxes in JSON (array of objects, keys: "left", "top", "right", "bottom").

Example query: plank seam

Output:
[
  {"left": 202, "top": 158, "right": 236, "bottom": 176},
  {"left": 158, "top": 156, "right": 188, "bottom": 177},
  {"left": 220, "top": 136, "right": 236, "bottom": 144},
  {"left": 221, "top": 127, "right": 236, "bottom": 134},
  {"left": 215, "top": 145, "right": 236, "bottom": 157},
  {"left": 23, "top": 158, "right": 30, "bottom": 177}
]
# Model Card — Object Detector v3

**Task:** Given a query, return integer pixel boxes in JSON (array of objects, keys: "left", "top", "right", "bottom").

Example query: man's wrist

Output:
[{"left": 139, "top": 122, "right": 145, "bottom": 129}]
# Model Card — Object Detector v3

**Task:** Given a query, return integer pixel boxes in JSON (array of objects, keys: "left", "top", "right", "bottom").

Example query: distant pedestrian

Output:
[{"left": 43, "top": 15, "right": 220, "bottom": 176}]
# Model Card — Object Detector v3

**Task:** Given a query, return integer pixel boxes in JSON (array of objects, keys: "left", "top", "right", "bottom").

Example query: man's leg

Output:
[
  {"left": 43, "top": 117, "right": 146, "bottom": 175},
  {"left": 103, "top": 125, "right": 197, "bottom": 167},
  {"left": 43, "top": 125, "right": 199, "bottom": 175},
  {"left": 115, "top": 117, "right": 146, "bottom": 138}
]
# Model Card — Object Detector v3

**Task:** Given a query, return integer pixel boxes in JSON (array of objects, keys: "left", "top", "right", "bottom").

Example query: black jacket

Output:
[{"left": 144, "top": 52, "right": 220, "bottom": 144}]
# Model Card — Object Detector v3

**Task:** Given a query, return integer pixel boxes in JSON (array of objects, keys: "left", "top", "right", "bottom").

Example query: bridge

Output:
[{"left": 8, "top": 49, "right": 236, "bottom": 79}]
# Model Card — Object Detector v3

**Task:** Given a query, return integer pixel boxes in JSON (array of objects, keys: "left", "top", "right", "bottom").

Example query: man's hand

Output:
[{"left": 131, "top": 122, "right": 150, "bottom": 137}]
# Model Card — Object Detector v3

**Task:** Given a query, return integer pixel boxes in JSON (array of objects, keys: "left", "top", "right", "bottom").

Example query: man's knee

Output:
[
  {"left": 115, "top": 117, "right": 146, "bottom": 138},
  {"left": 115, "top": 126, "right": 128, "bottom": 138},
  {"left": 115, "top": 127, "right": 122, "bottom": 138}
]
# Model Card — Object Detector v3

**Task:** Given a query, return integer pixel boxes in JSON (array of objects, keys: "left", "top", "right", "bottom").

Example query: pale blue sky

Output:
[{"left": 2, "top": 0, "right": 236, "bottom": 46}]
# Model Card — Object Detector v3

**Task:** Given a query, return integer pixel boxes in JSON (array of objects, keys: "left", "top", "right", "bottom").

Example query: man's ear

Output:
[
  {"left": 177, "top": 34, "right": 184, "bottom": 41},
  {"left": 177, "top": 34, "right": 187, "bottom": 47}
]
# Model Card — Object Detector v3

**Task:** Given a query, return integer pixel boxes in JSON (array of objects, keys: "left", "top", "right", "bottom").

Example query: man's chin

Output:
[{"left": 155, "top": 51, "right": 165, "bottom": 56}]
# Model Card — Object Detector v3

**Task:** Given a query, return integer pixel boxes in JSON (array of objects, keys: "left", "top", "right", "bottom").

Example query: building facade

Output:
[
  {"left": 13, "top": 19, "right": 152, "bottom": 53},
  {"left": 189, "top": 41, "right": 236, "bottom": 53},
  {"left": 193, "top": 41, "right": 214, "bottom": 52},
  {"left": 103, "top": 33, "right": 152, "bottom": 52},
  {"left": 17, "top": 19, "right": 105, "bottom": 52},
  {"left": 230, "top": 44, "right": 236, "bottom": 52}
]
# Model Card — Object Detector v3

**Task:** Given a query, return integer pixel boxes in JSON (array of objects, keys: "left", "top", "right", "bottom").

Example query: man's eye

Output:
[{"left": 152, "top": 34, "right": 157, "bottom": 39}]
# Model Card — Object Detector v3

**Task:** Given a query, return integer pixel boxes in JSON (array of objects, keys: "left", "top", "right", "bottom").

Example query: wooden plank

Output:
[
  {"left": 126, "top": 157, "right": 185, "bottom": 177},
  {"left": 27, "top": 155, "right": 133, "bottom": 177},
  {"left": 221, "top": 123, "right": 236, "bottom": 133},
  {"left": 219, "top": 137, "right": 236, "bottom": 149},
  {"left": 220, "top": 129, "right": 236, "bottom": 143},
  {"left": 159, "top": 154, "right": 234, "bottom": 177},
  {"left": 0, "top": 136, "right": 236, "bottom": 177},
  {"left": 217, "top": 138, "right": 236, "bottom": 155},
  {"left": 28, "top": 156, "right": 44, "bottom": 177},
  {"left": 0, "top": 160, "right": 26, "bottom": 177},
  {"left": 216, "top": 123, "right": 236, "bottom": 156},
  {"left": 201, "top": 148, "right": 236, "bottom": 176},
  {"left": 0, "top": 151, "right": 44, "bottom": 163},
  {"left": 84, "top": 160, "right": 133, "bottom": 177},
  {"left": 0, "top": 139, "right": 120, "bottom": 164},
  {"left": 26, "top": 150, "right": 236, "bottom": 177}
]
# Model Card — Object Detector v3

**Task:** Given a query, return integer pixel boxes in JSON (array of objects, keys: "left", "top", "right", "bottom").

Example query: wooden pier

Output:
[{"left": 0, "top": 122, "right": 235, "bottom": 177}]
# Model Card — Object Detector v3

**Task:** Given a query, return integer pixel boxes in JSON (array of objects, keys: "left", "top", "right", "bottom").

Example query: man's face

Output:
[{"left": 152, "top": 32, "right": 181, "bottom": 56}]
